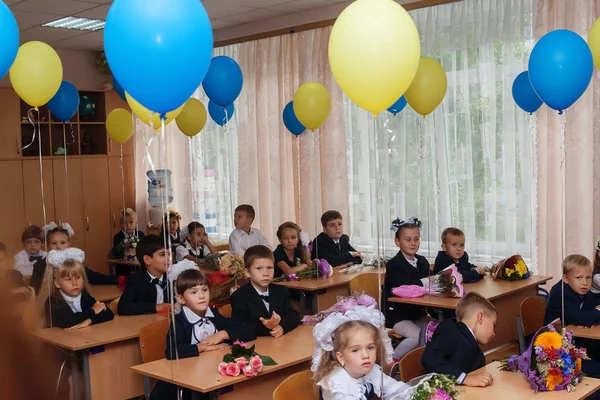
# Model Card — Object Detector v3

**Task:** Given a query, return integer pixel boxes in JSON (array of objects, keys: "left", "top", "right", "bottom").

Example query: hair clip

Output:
[
  {"left": 47, "top": 248, "right": 85, "bottom": 267},
  {"left": 390, "top": 217, "right": 422, "bottom": 233}
]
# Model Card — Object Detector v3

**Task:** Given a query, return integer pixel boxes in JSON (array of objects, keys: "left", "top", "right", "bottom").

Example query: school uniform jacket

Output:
[
  {"left": 230, "top": 282, "right": 300, "bottom": 336},
  {"left": 45, "top": 291, "right": 114, "bottom": 329},
  {"left": 117, "top": 269, "right": 170, "bottom": 315},
  {"left": 383, "top": 251, "right": 431, "bottom": 327},
  {"left": 421, "top": 318, "right": 485, "bottom": 381},
  {"left": 310, "top": 232, "right": 362, "bottom": 267},
  {"left": 165, "top": 307, "right": 255, "bottom": 360},
  {"left": 544, "top": 281, "right": 600, "bottom": 326},
  {"left": 433, "top": 251, "right": 483, "bottom": 283},
  {"left": 31, "top": 259, "right": 118, "bottom": 295}
]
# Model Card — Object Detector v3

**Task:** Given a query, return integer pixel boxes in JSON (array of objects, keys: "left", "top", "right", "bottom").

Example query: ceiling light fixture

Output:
[{"left": 43, "top": 17, "right": 105, "bottom": 31}]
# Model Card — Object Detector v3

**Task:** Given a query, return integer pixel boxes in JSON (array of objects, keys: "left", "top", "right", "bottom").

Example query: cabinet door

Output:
[
  {"left": 0, "top": 88, "right": 22, "bottom": 159},
  {"left": 106, "top": 91, "right": 134, "bottom": 157},
  {"left": 0, "top": 161, "right": 25, "bottom": 256},
  {"left": 53, "top": 158, "right": 85, "bottom": 250},
  {"left": 108, "top": 156, "right": 135, "bottom": 237},
  {"left": 81, "top": 158, "right": 112, "bottom": 273},
  {"left": 22, "top": 159, "right": 55, "bottom": 227}
]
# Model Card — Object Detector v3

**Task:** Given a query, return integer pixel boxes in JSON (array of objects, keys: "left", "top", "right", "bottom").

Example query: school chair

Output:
[
  {"left": 399, "top": 346, "right": 426, "bottom": 382},
  {"left": 23, "top": 275, "right": 32, "bottom": 286},
  {"left": 516, "top": 296, "right": 547, "bottom": 354},
  {"left": 218, "top": 303, "right": 232, "bottom": 318},
  {"left": 214, "top": 244, "right": 229, "bottom": 252},
  {"left": 108, "top": 297, "right": 120, "bottom": 315},
  {"left": 138, "top": 318, "right": 170, "bottom": 399},
  {"left": 273, "top": 370, "right": 318, "bottom": 400},
  {"left": 349, "top": 274, "right": 380, "bottom": 298}
]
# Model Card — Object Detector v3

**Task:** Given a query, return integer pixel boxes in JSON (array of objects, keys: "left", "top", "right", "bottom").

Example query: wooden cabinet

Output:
[
  {"left": 0, "top": 161, "right": 25, "bottom": 256},
  {"left": 0, "top": 88, "right": 22, "bottom": 159},
  {"left": 108, "top": 156, "right": 135, "bottom": 237},
  {"left": 22, "top": 160, "right": 55, "bottom": 228},
  {"left": 106, "top": 91, "right": 134, "bottom": 157},
  {"left": 52, "top": 158, "right": 85, "bottom": 250}
]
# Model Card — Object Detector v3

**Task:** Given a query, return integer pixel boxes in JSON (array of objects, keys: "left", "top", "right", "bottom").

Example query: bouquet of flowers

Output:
[
  {"left": 218, "top": 340, "right": 276, "bottom": 378},
  {"left": 405, "top": 374, "right": 462, "bottom": 400},
  {"left": 489, "top": 254, "right": 530, "bottom": 281},
  {"left": 302, "top": 292, "right": 378, "bottom": 325},
  {"left": 392, "top": 265, "right": 464, "bottom": 298},
  {"left": 203, "top": 251, "right": 247, "bottom": 306},
  {"left": 500, "top": 321, "right": 588, "bottom": 392},
  {"left": 338, "top": 255, "right": 389, "bottom": 274},
  {"left": 117, "top": 236, "right": 140, "bottom": 260},
  {"left": 272, "top": 258, "right": 332, "bottom": 282},
  {"left": 96, "top": 52, "right": 110, "bottom": 74}
]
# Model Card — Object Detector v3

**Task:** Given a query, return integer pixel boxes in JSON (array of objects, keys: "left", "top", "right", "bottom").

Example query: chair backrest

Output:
[
  {"left": 108, "top": 297, "right": 120, "bottom": 315},
  {"left": 349, "top": 274, "right": 380, "bottom": 298},
  {"left": 218, "top": 303, "right": 232, "bottom": 318},
  {"left": 139, "top": 318, "right": 170, "bottom": 363},
  {"left": 399, "top": 346, "right": 426, "bottom": 382},
  {"left": 214, "top": 244, "right": 229, "bottom": 252},
  {"left": 273, "top": 370, "right": 318, "bottom": 400},
  {"left": 520, "top": 296, "right": 547, "bottom": 337}
]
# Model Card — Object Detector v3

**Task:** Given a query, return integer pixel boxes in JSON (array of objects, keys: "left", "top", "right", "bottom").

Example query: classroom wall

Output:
[{"left": 0, "top": 48, "right": 109, "bottom": 90}]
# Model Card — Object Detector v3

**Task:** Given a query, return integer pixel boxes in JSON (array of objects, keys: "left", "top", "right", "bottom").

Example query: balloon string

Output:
[
  {"left": 69, "top": 122, "right": 75, "bottom": 146},
  {"left": 120, "top": 144, "right": 126, "bottom": 231},
  {"left": 188, "top": 138, "right": 196, "bottom": 220},
  {"left": 224, "top": 108, "right": 235, "bottom": 231},
  {"left": 382, "top": 116, "right": 397, "bottom": 156},
  {"left": 560, "top": 113, "right": 567, "bottom": 267},
  {"left": 37, "top": 113, "right": 48, "bottom": 246},
  {"left": 22, "top": 108, "right": 37, "bottom": 150},
  {"left": 296, "top": 136, "right": 302, "bottom": 227},
  {"left": 63, "top": 123, "right": 71, "bottom": 220}
]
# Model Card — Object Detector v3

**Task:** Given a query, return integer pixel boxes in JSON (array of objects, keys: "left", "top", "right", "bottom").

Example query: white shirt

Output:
[
  {"left": 14, "top": 249, "right": 46, "bottom": 276},
  {"left": 228, "top": 228, "right": 271, "bottom": 255},
  {"left": 405, "top": 256, "right": 430, "bottom": 287},
  {"left": 147, "top": 271, "right": 165, "bottom": 304},
  {"left": 252, "top": 283, "right": 270, "bottom": 312},
  {"left": 175, "top": 240, "right": 211, "bottom": 262},
  {"left": 182, "top": 306, "right": 217, "bottom": 345},
  {"left": 60, "top": 291, "right": 82, "bottom": 313}
]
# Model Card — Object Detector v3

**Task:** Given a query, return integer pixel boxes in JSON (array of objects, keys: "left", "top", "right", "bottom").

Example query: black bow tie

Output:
[
  {"left": 150, "top": 277, "right": 167, "bottom": 289},
  {"left": 259, "top": 294, "right": 269, "bottom": 302},
  {"left": 29, "top": 255, "right": 43, "bottom": 263}
]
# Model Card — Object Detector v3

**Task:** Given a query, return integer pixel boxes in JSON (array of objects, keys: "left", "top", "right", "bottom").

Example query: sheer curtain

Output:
[{"left": 345, "top": 0, "right": 538, "bottom": 268}]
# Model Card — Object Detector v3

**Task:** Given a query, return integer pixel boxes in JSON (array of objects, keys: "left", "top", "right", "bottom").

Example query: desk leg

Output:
[
  {"left": 82, "top": 350, "right": 92, "bottom": 400},
  {"left": 208, "top": 391, "right": 219, "bottom": 400},
  {"left": 309, "top": 291, "right": 318, "bottom": 315},
  {"left": 70, "top": 352, "right": 81, "bottom": 399},
  {"left": 108, "top": 263, "right": 114, "bottom": 275}
]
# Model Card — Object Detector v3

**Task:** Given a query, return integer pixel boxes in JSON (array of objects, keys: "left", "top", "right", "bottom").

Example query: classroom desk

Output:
[
  {"left": 461, "top": 361, "right": 600, "bottom": 399},
  {"left": 107, "top": 258, "right": 139, "bottom": 275},
  {"left": 389, "top": 275, "right": 552, "bottom": 350},
  {"left": 566, "top": 325, "right": 600, "bottom": 340},
  {"left": 88, "top": 285, "right": 121, "bottom": 302},
  {"left": 34, "top": 314, "right": 165, "bottom": 400},
  {"left": 131, "top": 325, "right": 314, "bottom": 400}
]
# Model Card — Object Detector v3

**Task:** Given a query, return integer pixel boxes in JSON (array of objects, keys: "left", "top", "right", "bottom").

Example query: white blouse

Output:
[{"left": 182, "top": 306, "right": 217, "bottom": 345}]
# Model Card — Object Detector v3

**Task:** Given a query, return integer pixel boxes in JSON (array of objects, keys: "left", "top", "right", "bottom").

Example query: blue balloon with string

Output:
[
  {"left": 208, "top": 101, "right": 235, "bottom": 126},
  {"left": 202, "top": 56, "right": 243, "bottom": 107},
  {"left": 282, "top": 101, "right": 305, "bottom": 135},
  {"left": 387, "top": 95, "right": 407, "bottom": 115},
  {"left": 48, "top": 81, "right": 80, "bottom": 122}
]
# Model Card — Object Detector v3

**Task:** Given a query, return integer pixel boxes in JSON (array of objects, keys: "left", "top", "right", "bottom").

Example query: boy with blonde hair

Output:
[{"left": 434, "top": 227, "right": 485, "bottom": 283}]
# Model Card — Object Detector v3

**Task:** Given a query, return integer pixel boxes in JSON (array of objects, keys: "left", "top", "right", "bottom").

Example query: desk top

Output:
[
  {"left": 272, "top": 269, "right": 382, "bottom": 291},
  {"left": 107, "top": 258, "right": 140, "bottom": 266},
  {"left": 88, "top": 285, "right": 122, "bottom": 302},
  {"left": 34, "top": 314, "right": 165, "bottom": 351},
  {"left": 388, "top": 275, "right": 552, "bottom": 309},
  {"left": 460, "top": 361, "right": 600, "bottom": 399},
  {"left": 131, "top": 325, "right": 314, "bottom": 393},
  {"left": 566, "top": 325, "right": 600, "bottom": 340}
]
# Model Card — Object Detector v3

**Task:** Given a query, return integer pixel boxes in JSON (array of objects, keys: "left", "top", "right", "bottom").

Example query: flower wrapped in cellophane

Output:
[
  {"left": 272, "top": 258, "right": 332, "bottom": 282},
  {"left": 500, "top": 321, "right": 588, "bottom": 393},
  {"left": 338, "top": 255, "right": 389, "bottom": 274},
  {"left": 489, "top": 254, "right": 530, "bottom": 281},
  {"left": 301, "top": 292, "right": 379, "bottom": 325},
  {"left": 203, "top": 251, "right": 247, "bottom": 307},
  {"left": 403, "top": 374, "right": 462, "bottom": 400},
  {"left": 392, "top": 265, "right": 464, "bottom": 298}
]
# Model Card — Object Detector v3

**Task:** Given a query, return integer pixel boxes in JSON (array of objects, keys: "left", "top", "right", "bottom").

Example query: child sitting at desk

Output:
[
  {"left": 160, "top": 209, "right": 183, "bottom": 249},
  {"left": 112, "top": 208, "right": 145, "bottom": 259},
  {"left": 39, "top": 248, "right": 114, "bottom": 329},
  {"left": 273, "top": 221, "right": 312, "bottom": 278},
  {"left": 175, "top": 221, "right": 216, "bottom": 262},
  {"left": 422, "top": 292, "right": 495, "bottom": 387},
  {"left": 433, "top": 227, "right": 485, "bottom": 283},
  {"left": 228, "top": 204, "right": 270, "bottom": 255},
  {"left": 310, "top": 210, "right": 362, "bottom": 268},
  {"left": 14, "top": 225, "right": 45, "bottom": 277},
  {"left": 117, "top": 234, "right": 171, "bottom": 316},
  {"left": 231, "top": 245, "right": 300, "bottom": 337}
]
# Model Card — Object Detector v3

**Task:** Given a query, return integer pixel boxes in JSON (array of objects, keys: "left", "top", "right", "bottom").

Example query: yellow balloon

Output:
[
  {"left": 404, "top": 57, "right": 447, "bottom": 116},
  {"left": 125, "top": 92, "right": 183, "bottom": 129},
  {"left": 106, "top": 108, "right": 133, "bottom": 144},
  {"left": 175, "top": 98, "right": 207, "bottom": 137},
  {"left": 589, "top": 18, "right": 600, "bottom": 70},
  {"left": 329, "top": 0, "right": 420, "bottom": 116},
  {"left": 9, "top": 41, "right": 63, "bottom": 108},
  {"left": 293, "top": 82, "right": 331, "bottom": 131}
]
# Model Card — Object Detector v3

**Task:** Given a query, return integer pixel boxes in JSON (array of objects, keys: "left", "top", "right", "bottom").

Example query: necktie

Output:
[
  {"left": 259, "top": 294, "right": 269, "bottom": 302},
  {"left": 30, "top": 255, "right": 43, "bottom": 263},
  {"left": 151, "top": 278, "right": 167, "bottom": 289}
]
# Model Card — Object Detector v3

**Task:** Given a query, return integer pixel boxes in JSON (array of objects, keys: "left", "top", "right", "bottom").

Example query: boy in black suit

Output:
[
  {"left": 310, "top": 210, "right": 362, "bottom": 267},
  {"left": 112, "top": 208, "right": 145, "bottom": 261},
  {"left": 117, "top": 235, "right": 171, "bottom": 315},
  {"left": 231, "top": 245, "right": 300, "bottom": 337},
  {"left": 422, "top": 292, "right": 496, "bottom": 387},
  {"left": 434, "top": 227, "right": 485, "bottom": 283}
]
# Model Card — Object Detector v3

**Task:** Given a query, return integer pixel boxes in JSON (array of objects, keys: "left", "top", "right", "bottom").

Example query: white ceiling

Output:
[{"left": 8, "top": 0, "right": 350, "bottom": 51}]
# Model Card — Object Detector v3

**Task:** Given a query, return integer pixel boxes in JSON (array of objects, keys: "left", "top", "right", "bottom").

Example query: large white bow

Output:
[
  {"left": 168, "top": 259, "right": 199, "bottom": 285},
  {"left": 43, "top": 221, "right": 75, "bottom": 237},
  {"left": 47, "top": 248, "right": 85, "bottom": 267}
]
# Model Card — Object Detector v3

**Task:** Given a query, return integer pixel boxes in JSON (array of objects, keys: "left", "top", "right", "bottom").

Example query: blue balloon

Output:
[
  {"left": 282, "top": 101, "right": 305, "bottom": 136},
  {"left": 202, "top": 56, "right": 243, "bottom": 107},
  {"left": 512, "top": 71, "right": 543, "bottom": 114},
  {"left": 48, "top": 81, "right": 80, "bottom": 122},
  {"left": 208, "top": 101, "right": 235, "bottom": 126},
  {"left": 387, "top": 95, "right": 407, "bottom": 115},
  {"left": 113, "top": 76, "right": 126, "bottom": 102},
  {"left": 0, "top": 2, "right": 18, "bottom": 79},
  {"left": 529, "top": 30, "right": 593, "bottom": 113},
  {"left": 104, "top": 0, "right": 213, "bottom": 114}
]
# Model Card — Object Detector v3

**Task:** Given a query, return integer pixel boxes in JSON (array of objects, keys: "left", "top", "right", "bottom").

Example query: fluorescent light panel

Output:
[{"left": 43, "top": 17, "right": 105, "bottom": 31}]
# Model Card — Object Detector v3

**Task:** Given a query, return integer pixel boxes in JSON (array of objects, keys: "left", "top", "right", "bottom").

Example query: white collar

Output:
[
  {"left": 147, "top": 271, "right": 164, "bottom": 282},
  {"left": 184, "top": 240, "right": 202, "bottom": 252},
  {"left": 320, "top": 365, "right": 384, "bottom": 399},
  {"left": 60, "top": 291, "right": 82, "bottom": 313},
  {"left": 465, "top": 324, "right": 476, "bottom": 340},
  {"left": 182, "top": 305, "right": 214, "bottom": 324},
  {"left": 251, "top": 282, "right": 269, "bottom": 296},
  {"left": 237, "top": 227, "right": 255, "bottom": 236}
]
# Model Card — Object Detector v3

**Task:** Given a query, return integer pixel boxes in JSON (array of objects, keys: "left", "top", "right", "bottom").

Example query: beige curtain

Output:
[{"left": 536, "top": 0, "right": 600, "bottom": 282}]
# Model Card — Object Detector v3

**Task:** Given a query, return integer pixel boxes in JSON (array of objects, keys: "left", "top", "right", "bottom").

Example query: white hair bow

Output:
[
  {"left": 168, "top": 259, "right": 199, "bottom": 284},
  {"left": 43, "top": 221, "right": 75, "bottom": 237},
  {"left": 47, "top": 248, "right": 85, "bottom": 267},
  {"left": 299, "top": 231, "right": 310, "bottom": 247}
]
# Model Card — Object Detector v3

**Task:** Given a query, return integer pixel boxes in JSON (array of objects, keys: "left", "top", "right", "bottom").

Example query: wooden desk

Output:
[
  {"left": 88, "top": 285, "right": 121, "bottom": 302},
  {"left": 461, "top": 361, "right": 600, "bottom": 399},
  {"left": 389, "top": 275, "right": 552, "bottom": 350},
  {"left": 131, "top": 325, "right": 314, "bottom": 399},
  {"left": 107, "top": 258, "right": 139, "bottom": 274},
  {"left": 34, "top": 314, "right": 165, "bottom": 400},
  {"left": 566, "top": 325, "right": 600, "bottom": 340}
]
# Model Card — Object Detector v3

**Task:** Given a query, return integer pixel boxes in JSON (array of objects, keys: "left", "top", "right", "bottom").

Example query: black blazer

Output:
[
  {"left": 31, "top": 259, "right": 118, "bottom": 295},
  {"left": 433, "top": 251, "right": 482, "bottom": 283},
  {"left": 310, "top": 232, "right": 361, "bottom": 267},
  {"left": 231, "top": 282, "right": 300, "bottom": 337},
  {"left": 166, "top": 307, "right": 256, "bottom": 360},
  {"left": 117, "top": 269, "right": 170, "bottom": 315},
  {"left": 544, "top": 281, "right": 600, "bottom": 326},
  {"left": 45, "top": 291, "right": 114, "bottom": 329},
  {"left": 112, "top": 230, "right": 145, "bottom": 258},
  {"left": 383, "top": 251, "right": 431, "bottom": 327},
  {"left": 422, "top": 318, "right": 485, "bottom": 379}
]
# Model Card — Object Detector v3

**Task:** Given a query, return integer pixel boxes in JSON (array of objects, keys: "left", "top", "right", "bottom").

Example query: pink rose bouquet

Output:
[
  {"left": 392, "top": 265, "right": 464, "bottom": 299},
  {"left": 302, "top": 292, "right": 379, "bottom": 325},
  {"left": 217, "top": 341, "right": 276, "bottom": 378}
]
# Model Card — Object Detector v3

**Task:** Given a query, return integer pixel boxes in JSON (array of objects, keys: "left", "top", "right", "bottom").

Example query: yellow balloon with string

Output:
[
  {"left": 106, "top": 108, "right": 133, "bottom": 144},
  {"left": 176, "top": 98, "right": 207, "bottom": 137},
  {"left": 404, "top": 57, "right": 447, "bottom": 117},
  {"left": 293, "top": 82, "right": 331, "bottom": 131},
  {"left": 125, "top": 92, "right": 183, "bottom": 130}
]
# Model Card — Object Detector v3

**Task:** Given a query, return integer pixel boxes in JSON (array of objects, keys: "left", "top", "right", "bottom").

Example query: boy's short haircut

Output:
[
  {"left": 22, "top": 225, "right": 44, "bottom": 242},
  {"left": 562, "top": 254, "right": 592, "bottom": 275},
  {"left": 320, "top": 210, "right": 343, "bottom": 228},
  {"left": 119, "top": 208, "right": 138, "bottom": 223},
  {"left": 455, "top": 292, "right": 496, "bottom": 322},
  {"left": 187, "top": 221, "right": 205, "bottom": 236},
  {"left": 235, "top": 204, "right": 255, "bottom": 221},
  {"left": 0, "top": 241, "right": 6, "bottom": 253},
  {"left": 176, "top": 269, "right": 208, "bottom": 295},
  {"left": 441, "top": 227, "right": 465, "bottom": 244},
  {"left": 136, "top": 234, "right": 166, "bottom": 267},
  {"left": 243, "top": 245, "right": 274, "bottom": 269}
]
